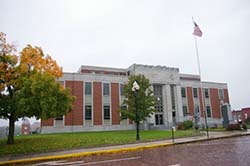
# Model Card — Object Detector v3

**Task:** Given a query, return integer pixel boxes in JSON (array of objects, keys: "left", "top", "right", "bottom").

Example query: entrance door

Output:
[{"left": 155, "top": 114, "right": 163, "bottom": 125}]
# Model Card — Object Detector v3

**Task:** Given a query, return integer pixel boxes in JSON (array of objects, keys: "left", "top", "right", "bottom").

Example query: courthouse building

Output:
[{"left": 41, "top": 64, "right": 231, "bottom": 133}]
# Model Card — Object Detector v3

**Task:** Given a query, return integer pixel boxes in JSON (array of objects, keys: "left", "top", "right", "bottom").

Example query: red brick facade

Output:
[
  {"left": 41, "top": 84, "right": 230, "bottom": 127},
  {"left": 93, "top": 82, "right": 102, "bottom": 125},
  {"left": 187, "top": 87, "right": 194, "bottom": 116},
  {"left": 64, "top": 81, "right": 83, "bottom": 125},
  {"left": 224, "top": 89, "right": 230, "bottom": 104},
  {"left": 111, "top": 83, "right": 120, "bottom": 125},
  {"left": 210, "top": 88, "right": 221, "bottom": 118},
  {"left": 41, "top": 118, "right": 53, "bottom": 126}
]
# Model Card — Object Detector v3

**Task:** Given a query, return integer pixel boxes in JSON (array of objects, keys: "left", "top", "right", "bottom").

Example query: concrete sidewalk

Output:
[{"left": 1, "top": 130, "right": 250, "bottom": 165}]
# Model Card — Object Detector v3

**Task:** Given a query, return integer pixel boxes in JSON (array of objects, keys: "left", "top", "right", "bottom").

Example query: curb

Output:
[
  {"left": 1, "top": 132, "right": 249, "bottom": 165},
  {"left": 174, "top": 132, "right": 250, "bottom": 145},
  {"left": 0, "top": 142, "right": 173, "bottom": 165}
]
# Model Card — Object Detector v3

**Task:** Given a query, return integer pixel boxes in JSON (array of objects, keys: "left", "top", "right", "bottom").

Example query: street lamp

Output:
[{"left": 132, "top": 81, "right": 140, "bottom": 141}]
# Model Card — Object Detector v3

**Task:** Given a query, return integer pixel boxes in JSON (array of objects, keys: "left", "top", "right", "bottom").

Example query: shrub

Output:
[
  {"left": 226, "top": 124, "right": 241, "bottom": 131},
  {"left": 183, "top": 120, "right": 193, "bottom": 130},
  {"left": 177, "top": 123, "right": 184, "bottom": 130},
  {"left": 242, "top": 124, "right": 248, "bottom": 130},
  {"left": 244, "top": 118, "right": 250, "bottom": 125}
]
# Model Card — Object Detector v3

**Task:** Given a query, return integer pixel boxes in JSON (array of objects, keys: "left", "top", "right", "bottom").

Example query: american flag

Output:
[{"left": 193, "top": 21, "right": 202, "bottom": 37}]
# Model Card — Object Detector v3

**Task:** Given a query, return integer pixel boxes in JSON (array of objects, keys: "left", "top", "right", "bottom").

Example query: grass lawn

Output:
[
  {"left": 200, "top": 128, "right": 226, "bottom": 132},
  {"left": 0, "top": 130, "right": 198, "bottom": 156}
]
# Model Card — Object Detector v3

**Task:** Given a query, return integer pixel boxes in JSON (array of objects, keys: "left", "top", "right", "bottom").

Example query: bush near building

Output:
[
  {"left": 226, "top": 123, "right": 247, "bottom": 131},
  {"left": 177, "top": 120, "right": 193, "bottom": 130}
]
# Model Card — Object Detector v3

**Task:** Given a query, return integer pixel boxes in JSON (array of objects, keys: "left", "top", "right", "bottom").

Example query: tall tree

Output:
[
  {"left": 0, "top": 32, "right": 74, "bottom": 144},
  {"left": 120, "top": 74, "right": 156, "bottom": 140}
]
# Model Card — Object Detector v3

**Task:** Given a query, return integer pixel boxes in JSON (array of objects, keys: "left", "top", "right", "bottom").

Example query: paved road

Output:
[{"left": 29, "top": 136, "right": 250, "bottom": 166}]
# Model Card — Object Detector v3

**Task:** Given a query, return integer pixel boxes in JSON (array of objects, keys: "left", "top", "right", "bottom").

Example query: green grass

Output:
[
  {"left": 0, "top": 130, "right": 197, "bottom": 156},
  {"left": 200, "top": 127, "right": 226, "bottom": 132}
]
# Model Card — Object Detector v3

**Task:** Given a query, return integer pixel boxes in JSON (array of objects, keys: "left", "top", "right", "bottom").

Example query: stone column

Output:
[
  {"left": 163, "top": 84, "right": 173, "bottom": 127},
  {"left": 176, "top": 85, "right": 184, "bottom": 122}
]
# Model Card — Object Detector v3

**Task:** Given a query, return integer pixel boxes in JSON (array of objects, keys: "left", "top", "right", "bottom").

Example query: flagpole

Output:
[{"left": 193, "top": 23, "right": 209, "bottom": 139}]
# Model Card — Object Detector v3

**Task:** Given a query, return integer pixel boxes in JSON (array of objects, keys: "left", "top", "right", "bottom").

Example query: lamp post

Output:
[{"left": 132, "top": 81, "right": 140, "bottom": 141}]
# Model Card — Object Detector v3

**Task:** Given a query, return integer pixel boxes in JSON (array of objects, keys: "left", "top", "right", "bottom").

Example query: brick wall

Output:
[
  {"left": 210, "top": 88, "right": 221, "bottom": 118},
  {"left": 224, "top": 89, "right": 230, "bottom": 104},
  {"left": 41, "top": 118, "right": 53, "bottom": 126},
  {"left": 65, "top": 81, "right": 83, "bottom": 125},
  {"left": 93, "top": 82, "right": 102, "bottom": 125},
  {"left": 111, "top": 83, "right": 120, "bottom": 124},
  {"left": 187, "top": 87, "right": 194, "bottom": 116}
]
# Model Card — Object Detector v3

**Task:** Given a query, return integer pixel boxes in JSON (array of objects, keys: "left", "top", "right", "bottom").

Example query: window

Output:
[
  {"left": 120, "top": 84, "right": 124, "bottom": 96},
  {"left": 219, "top": 89, "right": 224, "bottom": 99},
  {"left": 55, "top": 115, "right": 63, "bottom": 121},
  {"left": 85, "top": 105, "right": 92, "bottom": 120},
  {"left": 204, "top": 88, "right": 209, "bottom": 98},
  {"left": 155, "top": 114, "right": 163, "bottom": 125},
  {"left": 183, "top": 106, "right": 188, "bottom": 116},
  {"left": 85, "top": 82, "right": 92, "bottom": 95},
  {"left": 104, "top": 105, "right": 110, "bottom": 120},
  {"left": 206, "top": 106, "right": 211, "bottom": 117},
  {"left": 170, "top": 85, "right": 175, "bottom": 110},
  {"left": 103, "top": 83, "right": 110, "bottom": 96},
  {"left": 153, "top": 85, "right": 163, "bottom": 112},
  {"left": 181, "top": 87, "right": 186, "bottom": 98},
  {"left": 193, "top": 88, "right": 198, "bottom": 98},
  {"left": 153, "top": 84, "right": 163, "bottom": 96}
]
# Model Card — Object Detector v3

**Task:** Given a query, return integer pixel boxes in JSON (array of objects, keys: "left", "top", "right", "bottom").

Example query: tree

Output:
[
  {"left": 0, "top": 32, "right": 74, "bottom": 144},
  {"left": 120, "top": 74, "right": 156, "bottom": 140}
]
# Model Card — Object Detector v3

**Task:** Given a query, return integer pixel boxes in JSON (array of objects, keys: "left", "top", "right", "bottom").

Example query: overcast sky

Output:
[{"left": 1, "top": 0, "right": 250, "bottom": 126}]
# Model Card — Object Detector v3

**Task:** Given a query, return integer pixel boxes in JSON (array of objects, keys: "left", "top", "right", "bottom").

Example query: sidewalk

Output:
[{"left": 1, "top": 130, "right": 250, "bottom": 165}]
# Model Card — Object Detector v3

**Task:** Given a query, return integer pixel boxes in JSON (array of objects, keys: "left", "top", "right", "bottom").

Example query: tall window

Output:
[
  {"left": 181, "top": 87, "right": 186, "bottom": 98},
  {"left": 103, "top": 83, "right": 110, "bottom": 96},
  {"left": 155, "top": 114, "right": 163, "bottom": 125},
  {"left": 120, "top": 84, "right": 124, "bottom": 96},
  {"left": 219, "top": 89, "right": 224, "bottom": 99},
  {"left": 170, "top": 85, "right": 175, "bottom": 110},
  {"left": 193, "top": 88, "right": 198, "bottom": 98},
  {"left": 153, "top": 85, "right": 163, "bottom": 112},
  {"left": 204, "top": 88, "right": 209, "bottom": 98},
  {"left": 85, "top": 105, "right": 92, "bottom": 120},
  {"left": 183, "top": 106, "right": 188, "bottom": 116},
  {"left": 85, "top": 82, "right": 92, "bottom": 95},
  {"left": 206, "top": 106, "right": 211, "bottom": 118},
  {"left": 104, "top": 105, "right": 110, "bottom": 120}
]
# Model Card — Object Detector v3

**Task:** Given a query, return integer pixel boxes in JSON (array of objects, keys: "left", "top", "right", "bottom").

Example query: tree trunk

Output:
[{"left": 7, "top": 116, "right": 15, "bottom": 144}]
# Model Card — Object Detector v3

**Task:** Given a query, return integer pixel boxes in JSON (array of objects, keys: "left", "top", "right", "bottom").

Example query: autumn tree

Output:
[
  {"left": 120, "top": 74, "right": 156, "bottom": 140},
  {"left": 0, "top": 32, "right": 74, "bottom": 144}
]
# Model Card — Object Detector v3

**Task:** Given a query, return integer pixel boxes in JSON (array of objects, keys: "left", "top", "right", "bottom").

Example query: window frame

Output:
[
  {"left": 103, "top": 83, "right": 110, "bottom": 96},
  {"left": 204, "top": 88, "right": 209, "bottom": 98},
  {"left": 193, "top": 88, "right": 198, "bottom": 98},
  {"left": 103, "top": 105, "right": 110, "bottom": 120},
  {"left": 85, "top": 82, "right": 92, "bottom": 95},
  {"left": 85, "top": 105, "right": 92, "bottom": 120},
  {"left": 181, "top": 87, "right": 186, "bottom": 98}
]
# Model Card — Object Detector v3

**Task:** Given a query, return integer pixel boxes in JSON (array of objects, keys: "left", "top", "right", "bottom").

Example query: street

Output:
[{"left": 30, "top": 136, "right": 250, "bottom": 166}]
